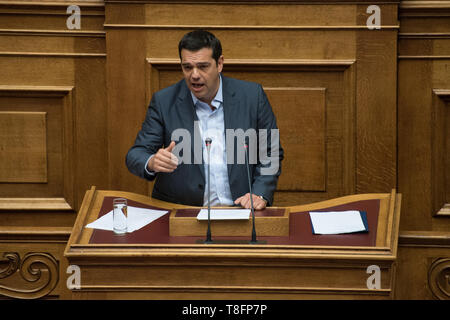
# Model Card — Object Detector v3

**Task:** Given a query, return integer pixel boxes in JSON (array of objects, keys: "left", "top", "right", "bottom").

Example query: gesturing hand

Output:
[
  {"left": 147, "top": 141, "right": 178, "bottom": 173},
  {"left": 234, "top": 193, "right": 267, "bottom": 210}
]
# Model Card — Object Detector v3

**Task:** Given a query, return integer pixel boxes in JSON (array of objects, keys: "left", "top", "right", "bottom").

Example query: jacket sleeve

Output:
[
  {"left": 125, "top": 94, "right": 164, "bottom": 181},
  {"left": 251, "top": 84, "right": 284, "bottom": 206}
]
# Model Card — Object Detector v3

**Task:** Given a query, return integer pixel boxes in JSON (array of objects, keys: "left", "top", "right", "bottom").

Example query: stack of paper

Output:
[
  {"left": 309, "top": 210, "right": 368, "bottom": 235},
  {"left": 85, "top": 206, "right": 168, "bottom": 233},
  {"left": 197, "top": 209, "right": 250, "bottom": 220}
]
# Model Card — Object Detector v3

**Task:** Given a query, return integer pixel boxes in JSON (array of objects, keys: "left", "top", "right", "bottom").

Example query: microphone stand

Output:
[
  {"left": 245, "top": 142, "right": 257, "bottom": 244},
  {"left": 204, "top": 138, "right": 213, "bottom": 244}
]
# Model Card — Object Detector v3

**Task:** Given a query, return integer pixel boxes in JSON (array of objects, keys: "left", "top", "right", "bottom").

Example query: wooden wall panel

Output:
[
  {"left": 1, "top": 0, "right": 448, "bottom": 300},
  {"left": 0, "top": 1, "right": 107, "bottom": 299},
  {"left": 397, "top": 0, "right": 450, "bottom": 300},
  {"left": 0, "top": 111, "right": 47, "bottom": 183},
  {"left": 0, "top": 87, "right": 75, "bottom": 209},
  {"left": 265, "top": 88, "right": 326, "bottom": 192},
  {"left": 398, "top": 2, "right": 450, "bottom": 230},
  {"left": 109, "top": 1, "right": 397, "bottom": 207}
]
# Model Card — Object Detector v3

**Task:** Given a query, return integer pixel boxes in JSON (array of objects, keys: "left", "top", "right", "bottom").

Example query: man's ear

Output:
[{"left": 217, "top": 55, "right": 224, "bottom": 73}]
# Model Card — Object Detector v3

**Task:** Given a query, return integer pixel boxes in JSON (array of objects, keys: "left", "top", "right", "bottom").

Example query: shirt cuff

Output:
[{"left": 144, "top": 154, "right": 156, "bottom": 176}]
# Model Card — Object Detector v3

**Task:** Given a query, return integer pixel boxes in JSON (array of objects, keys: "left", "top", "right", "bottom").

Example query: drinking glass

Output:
[{"left": 113, "top": 198, "right": 127, "bottom": 234}]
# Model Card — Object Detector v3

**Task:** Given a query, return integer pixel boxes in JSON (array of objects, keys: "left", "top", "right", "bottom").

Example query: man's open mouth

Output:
[{"left": 192, "top": 83, "right": 204, "bottom": 89}]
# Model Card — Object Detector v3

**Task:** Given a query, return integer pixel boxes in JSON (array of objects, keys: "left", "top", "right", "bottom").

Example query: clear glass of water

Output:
[{"left": 113, "top": 198, "right": 127, "bottom": 234}]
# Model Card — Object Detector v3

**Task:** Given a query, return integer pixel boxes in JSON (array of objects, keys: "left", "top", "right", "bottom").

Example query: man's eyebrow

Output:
[{"left": 181, "top": 62, "right": 211, "bottom": 66}]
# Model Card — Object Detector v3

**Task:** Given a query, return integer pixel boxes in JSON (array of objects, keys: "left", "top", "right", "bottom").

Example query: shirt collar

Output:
[{"left": 190, "top": 74, "right": 223, "bottom": 109}]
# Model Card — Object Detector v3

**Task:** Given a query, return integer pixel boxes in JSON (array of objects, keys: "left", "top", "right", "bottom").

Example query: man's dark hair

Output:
[{"left": 178, "top": 30, "right": 222, "bottom": 64}]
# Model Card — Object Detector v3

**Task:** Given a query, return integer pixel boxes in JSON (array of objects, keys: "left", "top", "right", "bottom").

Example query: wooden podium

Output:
[{"left": 64, "top": 187, "right": 401, "bottom": 299}]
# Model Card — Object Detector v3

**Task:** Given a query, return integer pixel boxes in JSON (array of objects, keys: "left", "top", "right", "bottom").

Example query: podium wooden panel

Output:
[{"left": 64, "top": 187, "right": 401, "bottom": 299}]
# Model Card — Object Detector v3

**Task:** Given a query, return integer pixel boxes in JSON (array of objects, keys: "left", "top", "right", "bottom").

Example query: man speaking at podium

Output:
[{"left": 126, "top": 30, "right": 283, "bottom": 210}]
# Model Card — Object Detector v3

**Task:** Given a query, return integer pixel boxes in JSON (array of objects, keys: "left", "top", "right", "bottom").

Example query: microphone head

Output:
[
  {"left": 244, "top": 136, "right": 250, "bottom": 148},
  {"left": 205, "top": 137, "right": 212, "bottom": 147}
]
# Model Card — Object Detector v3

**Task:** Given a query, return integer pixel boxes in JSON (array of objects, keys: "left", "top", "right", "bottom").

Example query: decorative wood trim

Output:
[
  {"left": 0, "top": 198, "right": 72, "bottom": 211},
  {"left": 104, "top": 23, "right": 400, "bottom": 30},
  {"left": 104, "top": 0, "right": 400, "bottom": 4},
  {"left": 65, "top": 186, "right": 96, "bottom": 252},
  {"left": 399, "top": 231, "right": 450, "bottom": 247},
  {"left": 0, "top": 252, "right": 59, "bottom": 299},
  {"left": 0, "top": 226, "right": 72, "bottom": 242},
  {"left": 400, "top": 0, "right": 450, "bottom": 16},
  {"left": 428, "top": 258, "right": 450, "bottom": 300},
  {"left": 400, "top": 0, "right": 450, "bottom": 8},
  {"left": 0, "top": 1, "right": 104, "bottom": 6},
  {"left": 0, "top": 1, "right": 104, "bottom": 12},
  {"left": 0, "top": 86, "right": 76, "bottom": 211},
  {"left": 147, "top": 58, "right": 356, "bottom": 67},
  {"left": 437, "top": 204, "right": 450, "bottom": 216},
  {"left": 0, "top": 85, "right": 74, "bottom": 95},
  {"left": 431, "top": 89, "right": 449, "bottom": 217},
  {"left": 0, "top": 52, "right": 106, "bottom": 58},
  {"left": 74, "top": 284, "right": 392, "bottom": 296},
  {"left": 399, "top": 33, "right": 450, "bottom": 39},
  {"left": 398, "top": 56, "right": 450, "bottom": 59},
  {"left": 0, "top": 29, "right": 105, "bottom": 37},
  {"left": 433, "top": 89, "right": 450, "bottom": 101}
]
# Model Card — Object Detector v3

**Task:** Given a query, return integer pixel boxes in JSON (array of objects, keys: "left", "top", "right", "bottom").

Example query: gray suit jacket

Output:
[{"left": 126, "top": 75, "right": 283, "bottom": 206}]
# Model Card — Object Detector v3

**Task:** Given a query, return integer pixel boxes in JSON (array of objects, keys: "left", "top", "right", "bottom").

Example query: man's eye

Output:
[{"left": 183, "top": 65, "right": 192, "bottom": 70}]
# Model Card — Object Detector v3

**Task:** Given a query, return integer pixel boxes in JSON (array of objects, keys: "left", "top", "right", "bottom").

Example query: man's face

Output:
[{"left": 181, "top": 47, "right": 223, "bottom": 104}]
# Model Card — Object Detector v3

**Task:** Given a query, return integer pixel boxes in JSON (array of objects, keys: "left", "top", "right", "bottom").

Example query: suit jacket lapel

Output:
[
  {"left": 176, "top": 81, "right": 205, "bottom": 182},
  {"left": 222, "top": 75, "right": 239, "bottom": 183}
]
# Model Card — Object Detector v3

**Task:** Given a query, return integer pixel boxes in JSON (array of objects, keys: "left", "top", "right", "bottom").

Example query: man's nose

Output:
[{"left": 191, "top": 67, "right": 200, "bottom": 79}]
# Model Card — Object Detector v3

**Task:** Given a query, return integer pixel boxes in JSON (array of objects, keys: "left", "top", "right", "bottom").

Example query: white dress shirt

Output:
[{"left": 191, "top": 76, "right": 234, "bottom": 206}]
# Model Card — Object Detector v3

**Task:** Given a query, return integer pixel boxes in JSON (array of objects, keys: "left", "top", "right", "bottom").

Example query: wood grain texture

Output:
[
  {"left": 0, "top": 0, "right": 448, "bottom": 300},
  {"left": 265, "top": 88, "right": 326, "bottom": 191},
  {"left": 0, "top": 87, "right": 76, "bottom": 210},
  {"left": 0, "top": 111, "right": 47, "bottom": 183},
  {"left": 355, "top": 30, "right": 397, "bottom": 194},
  {"left": 64, "top": 188, "right": 400, "bottom": 299}
]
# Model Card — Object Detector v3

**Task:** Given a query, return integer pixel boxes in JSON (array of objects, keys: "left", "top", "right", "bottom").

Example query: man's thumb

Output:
[{"left": 165, "top": 141, "right": 176, "bottom": 152}]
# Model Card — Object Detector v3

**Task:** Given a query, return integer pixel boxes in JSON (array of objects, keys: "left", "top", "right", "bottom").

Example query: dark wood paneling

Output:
[
  {"left": 0, "top": 0, "right": 449, "bottom": 300},
  {"left": 0, "top": 1, "right": 107, "bottom": 299}
]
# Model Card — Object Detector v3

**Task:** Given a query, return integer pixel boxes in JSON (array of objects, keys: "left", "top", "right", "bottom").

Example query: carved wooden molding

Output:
[
  {"left": 0, "top": 1, "right": 105, "bottom": 11},
  {"left": 431, "top": 90, "right": 450, "bottom": 217},
  {"left": 104, "top": 0, "right": 400, "bottom": 4},
  {"left": 0, "top": 198, "right": 72, "bottom": 211},
  {"left": 400, "top": 1, "right": 450, "bottom": 17},
  {"left": 0, "top": 85, "right": 76, "bottom": 211},
  {"left": 428, "top": 258, "right": 450, "bottom": 300},
  {"left": 0, "top": 252, "right": 59, "bottom": 299},
  {"left": 103, "top": 24, "right": 400, "bottom": 30}
]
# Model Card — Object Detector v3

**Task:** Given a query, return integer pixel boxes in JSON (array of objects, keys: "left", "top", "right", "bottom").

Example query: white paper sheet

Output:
[
  {"left": 85, "top": 206, "right": 168, "bottom": 233},
  {"left": 309, "top": 210, "right": 366, "bottom": 235},
  {"left": 197, "top": 209, "right": 251, "bottom": 220}
]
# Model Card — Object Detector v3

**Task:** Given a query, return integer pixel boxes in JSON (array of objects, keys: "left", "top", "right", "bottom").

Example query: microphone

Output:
[
  {"left": 204, "top": 137, "right": 213, "bottom": 244},
  {"left": 244, "top": 138, "right": 257, "bottom": 244}
]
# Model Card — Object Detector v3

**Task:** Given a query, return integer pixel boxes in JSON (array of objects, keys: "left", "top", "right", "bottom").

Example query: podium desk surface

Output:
[
  {"left": 87, "top": 196, "right": 379, "bottom": 247},
  {"left": 64, "top": 187, "right": 401, "bottom": 299}
]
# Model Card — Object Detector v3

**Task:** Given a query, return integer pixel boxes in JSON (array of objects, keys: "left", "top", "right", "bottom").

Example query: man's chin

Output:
[{"left": 192, "top": 92, "right": 207, "bottom": 102}]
